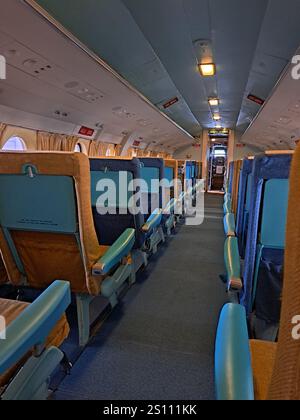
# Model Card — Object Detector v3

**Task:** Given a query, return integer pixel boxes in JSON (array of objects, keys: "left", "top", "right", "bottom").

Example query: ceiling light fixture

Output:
[
  {"left": 199, "top": 63, "right": 216, "bottom": 77},
  {"left": 23, "top": 59, "right": 37, "bottom": 68},
  {"left": 213, "top": 114, "right": 221, "bottom": 121},
  {"left": 209, "top": 98, "right": 219, "bottom": 107},
  {"left": 64, "top": 81, "right": 79, "bottom": 89}
]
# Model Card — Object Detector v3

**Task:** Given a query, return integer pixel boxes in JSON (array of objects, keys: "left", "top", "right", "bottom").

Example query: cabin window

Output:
[
  {"left": 74, "top": 143, "right": 82, "bottom": 153},
  {"left": 2, "top": 136, "right": 26, "bottom": 151},
  {"left": 106, "top": 144, "right": 116, "bottom": 157}
]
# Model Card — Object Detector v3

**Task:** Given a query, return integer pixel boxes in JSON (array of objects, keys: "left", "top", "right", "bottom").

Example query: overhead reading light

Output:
[
  {"left": 194, "top": 40, "right": 216, "bottom": 77},
  {"left": 213, "top": 114, "right": 221, "bottom": 121},
  {"left": 209, "top": 98, "right": 219, "bottom": 106},
  {"left": 199, "top": 63, "right": 216, "bottom": 77}
]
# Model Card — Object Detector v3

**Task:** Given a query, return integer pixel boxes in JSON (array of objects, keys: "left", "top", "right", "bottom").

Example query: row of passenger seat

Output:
[
  {"left": 223, "top": 151, "right": 292, "bottom": 339},
  {"left": 215, "top": 148, "right": 300, "bottom": 400},
  {"left": 0, "top": 152, "right": 197, "bottom": 400}
]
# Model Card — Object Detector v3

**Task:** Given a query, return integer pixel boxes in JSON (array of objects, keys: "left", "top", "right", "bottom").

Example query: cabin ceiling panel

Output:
[
  {"left": 35, "top": 0, "right": 291, "bottom": 141},
  {"left": 34, "top": 0, "right": 201, "bottom": 136},
  {"left": 0, "top": 30, "right": 14, "bottom": 48},
  {"left": 237, "top": 0, "right": 300, "bottom": 134},
  {"left": 0, "top": 0, "right": 193, "bottom": 149},
  {"left": 242, "top": 51, "right": 300, "bottom": 149},
  {"left": 2, "top": 0, "right": 300, "bottom": 149}
]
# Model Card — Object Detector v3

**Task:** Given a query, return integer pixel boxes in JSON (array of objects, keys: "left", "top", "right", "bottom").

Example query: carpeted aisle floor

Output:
[{"left": 54, "top": 194, "right": 227, "bottom": 400}]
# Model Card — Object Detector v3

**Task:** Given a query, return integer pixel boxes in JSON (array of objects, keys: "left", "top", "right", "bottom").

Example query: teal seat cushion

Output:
[{"left": 260, "top": 179, "right": 289, "bottom": 248}]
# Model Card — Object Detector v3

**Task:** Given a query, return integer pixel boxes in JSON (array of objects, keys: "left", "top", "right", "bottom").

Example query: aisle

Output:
[{"left": 55, "top": 194, "right": 227, "bottom": 400}]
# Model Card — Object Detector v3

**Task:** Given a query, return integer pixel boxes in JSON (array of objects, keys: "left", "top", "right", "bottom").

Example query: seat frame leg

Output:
[
  {"left": 149, "top": 227, "right": 166, "bottom": 255},
  {"left": 101, "top": 263, "right": 133, "bottom": 309},
  {"left": 165, "top": 214, "right": 176, "bottom": 236},
  {"left": 1, "top": 347, "right": 64, "bottom": 400},
  {"left": 159, "top": 226, "right": 166, "bottom": 244},
  {"left": 132, "top": 249, "right": 148, "bottom": 274},
  {"left": 129, "top": 263, "right": 136, "bottom": 286},
  {"left": 76, "top": 294, "right": 93, "bottom": 347},
  {"left": 108, "top": 291, "right": 118, "bottom": 308}
]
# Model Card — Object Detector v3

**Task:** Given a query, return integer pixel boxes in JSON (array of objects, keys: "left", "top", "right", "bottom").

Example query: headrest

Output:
[
  {"left": 139, "top": 158, "right": 164, "bottom": 169},
  {"left": 90, "top": 158, "right": 141, "bottom": 174},
  {"left": 241, "top": 158, "right": 253, "bottom": 175},
  {"left": 265, "top": 150, "right": 294, "bottom": 156},
  {"left": 164, "top": 159, "right": 178, "bottom": 170},
  {"left": 0, "top": 151, "right": 89, "bottom": 177},
  {"left": 252, "top": 154, "right": 292, "bottom": 180}
]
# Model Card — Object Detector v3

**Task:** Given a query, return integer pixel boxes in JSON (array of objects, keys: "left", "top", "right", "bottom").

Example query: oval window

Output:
[
  {"left": 74, "top": 143, "right": 82, "bottom": 153},
  {"left": 2, "top": 136, "right": 26, "bottom": 151}
]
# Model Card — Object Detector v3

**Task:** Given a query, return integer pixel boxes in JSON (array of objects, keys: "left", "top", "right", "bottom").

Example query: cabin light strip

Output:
[{"left": 23, "top": 0, "right": 194, "bottom": 141}]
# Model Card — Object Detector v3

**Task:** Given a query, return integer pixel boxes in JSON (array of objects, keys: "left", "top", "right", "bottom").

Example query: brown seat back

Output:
[
  {"left": 268, "top": 145, "right": 300, "bottom": 400},
  {"left": 0, "top": 152, "right": 104, "bottom": 295}
]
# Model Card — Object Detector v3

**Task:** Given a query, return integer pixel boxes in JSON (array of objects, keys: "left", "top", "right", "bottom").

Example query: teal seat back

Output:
[
  {"left": 245, "top": 176, "right": 252, "bottom": 213},
  {"left": 140, "top": 167, "right": 160, "bottom": 214},
  {"left": 165, "top": 167, "right": 174, "bottom": 183},
  {"left": 164, "top": 167, "right": 175, "bottom": 203},
  {"left": 0, "top": 174, "right": 78, "bottom": 234},
  {"left": 140, "top": 167, "right": 160, "bottom": 193},
  {"left": 260, "top": 179, "right": 289, "bottom": 248},
  {"left": 185, "top": 165, "right": 192, "bottom": 181},
  {"left": 90, "top": 171, "right": 134, "bottom": 211}
]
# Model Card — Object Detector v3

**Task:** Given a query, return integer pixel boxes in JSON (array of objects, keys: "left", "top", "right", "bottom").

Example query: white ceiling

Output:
[
  {"left": 242, "top": 47, "right": 300, "bottom": 150},
  {"left": 0, "top": 0, "right": 193, "bottom": 151},
  {"left": 33, "top": 0, "right": 300, "bottom": 144},
  {"left": 1, "top": 0, "right": 300, "bottom": 152}
]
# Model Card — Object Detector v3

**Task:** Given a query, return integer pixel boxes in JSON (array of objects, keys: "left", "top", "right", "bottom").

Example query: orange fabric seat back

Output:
[
  {"left": 164, "top": 159, "right": 179, "bottom": 200},
  {"left": 268, "top": 145, "right": 300, "bottom": 400},
  {"left": 0, "top": 152, "right": 104, "bottom": 296},
  {"left": 231, "top": 160, "right": 242, "bottom": 215}
]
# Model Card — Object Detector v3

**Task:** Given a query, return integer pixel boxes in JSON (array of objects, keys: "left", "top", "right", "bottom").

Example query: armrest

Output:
[
  {"left": 93, "top": 228, "right": 135, "bottom": 276},
  {"left": 215, "top": 303, "right": 254, "bottom": 400},
  {"left": 224, "top": 237, "right": 242, "bottom": 291},
  {"left": 224, "top": 213, "right": 236, "bottom": 237},
  {"left": 224, "top": 193, "right": 231, "bottom": 203},
  {"left": 223, "top": 198, "right": 232, "bottom": 214},
  {"left": 141, "top": 209, "right": 163, "bottom": 233},
  {"left": 0, "top": 280, "right": 71, "bottom": 375},
  {"left": 163, "top": 199, "right": 176, "bottom": 215}
]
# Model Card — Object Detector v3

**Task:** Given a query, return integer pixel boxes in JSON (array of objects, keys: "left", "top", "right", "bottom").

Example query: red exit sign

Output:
[
  {"left": 247, "top": 94, "right": 265, "bottom": 106},
  {"left": 79, "top": 126, "right": 95, "bottom": 137},
  {"left": 133, "top": 140, "right": 141, "bottom": 147},
  {"left": 163, "top": 97, "right": 179, "bottom": 109}
]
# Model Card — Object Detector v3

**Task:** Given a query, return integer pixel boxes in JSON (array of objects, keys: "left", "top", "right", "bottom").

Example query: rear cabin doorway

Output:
[{"left": 207, "top": 137, "right": 228, "bottom": 193}]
